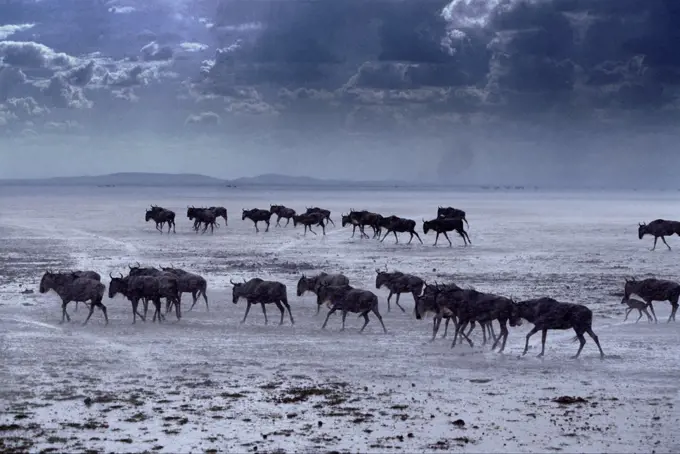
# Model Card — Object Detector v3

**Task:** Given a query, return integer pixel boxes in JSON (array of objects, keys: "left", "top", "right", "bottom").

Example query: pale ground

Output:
[{"left": 1, "top": 186, "right": 679, "bottom": 453}]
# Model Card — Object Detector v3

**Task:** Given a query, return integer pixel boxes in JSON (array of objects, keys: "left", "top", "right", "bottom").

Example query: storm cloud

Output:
[{"left": 0, "top": 0, "right": 679, "bottom": 186}]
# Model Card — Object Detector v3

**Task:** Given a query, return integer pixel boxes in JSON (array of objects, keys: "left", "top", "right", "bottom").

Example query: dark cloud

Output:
[{"left": 0, "top": 0, "right": 679, "bottom": 185}]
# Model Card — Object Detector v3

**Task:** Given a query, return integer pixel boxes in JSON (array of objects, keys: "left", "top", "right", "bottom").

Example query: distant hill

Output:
[{"left": 0, "top": 172, "right": 419, "bottom": 188}]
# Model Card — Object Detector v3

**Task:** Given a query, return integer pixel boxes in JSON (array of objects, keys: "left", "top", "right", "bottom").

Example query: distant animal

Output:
[
  {"left": 296, "top": 272, "right": 350, "bottom": 313},
  {"left": 378, "top": 215, "right": 423, "bottom": 245},
  {"left": 160, "top": 266, "right": 209, "bottom": 312},
  {"left": 242, "top": 208, "right": 273, "bottom": 233},
  {"left": 305, "top": 207, "right": 335, "bottom": 227},
  {"left": 208, "top": 206, "right": 228, "bottom": 225},
  {"left": 316, "top": 283, "right": 387, "bottom": 334},
  {"left": 270, "top": 205, "right": 296, "bottom": 227},
  {"left": 374, "top": 268, "right": 424, "bottom": 312},
  {"left": 437, "top": 206, "right": 469, "bottom": 228},
  {"left": 422, "top": 217, "right": 471, "bottom": 246},
  {"left": 293, "top": 212, "right": 326, "bottom": 235},
  {"left": 146, "top": 205, "right": 176, "bottom": 234},
  {"left": 231, "top": 278, "right": 294, "bottom": 325},
  {"left": 39, "top": 270, "right": 108, "bottom": 325},
  {"left": 637, "top": 219, "right": 680, "bottom": 251},
  {"left": 622, "top": 277, "right": 680, "bottom": 323},
  {"left": 621, "top": 297, "right": 653, "bottom": 323},
  {"left": 512, "top": 297, "right": 605, "bottom": 359},
  {"left": 187, "top": 206, "right": 219, "bottom": 234}
]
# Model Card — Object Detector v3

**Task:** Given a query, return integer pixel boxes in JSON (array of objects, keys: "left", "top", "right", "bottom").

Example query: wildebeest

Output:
[
  {"left": 305, "top": 207, "right": 335, "bottom": 227},
  {"left": 160, "top": 266, "right": 209, "bottom": 312},
  {"left": 341, "top": 212, "right": 365, "bottom": 238},
  {"left": 378, "top": 215, "right": 423, "bottom": 244},
  {"left": 292, "top": 212, "right": 326, "bottom": 235},
  {"left": 208, "top": 206, "right": 228, "bottom": 226},
  {"left": 270, "top": 205, "right": 296, "bottom": 227},
  {"left": 316, "top": 283, "right": 387, "bottom": 333},
  {"left": 422, "top": 217, "right": 471, "bottom": 246},
  {"left": 39, "top": 270, "right": 108, "bottom": 325},
  {"left": 242, "top": 208, "right": 273, "bottom": 233},
  {"left": 621, "top": 297, "right": 653, "bottom": 323},
  {"left": 108, "top": 273, "right": 148, "bottom": 323},
  {"left": 65, "top": 270, "right": 101, "bottom": 312},
  {"left": 344, "top": 209, "right": 382, "bottom": 239},
  {"left": 414, "top": 291, "right": 457, "bottom": 342},
  {"left": 187, "top": 206, "right": 219, "bottom": 234},
  {"left": 126, "top": 265, "right": 182, "bottom": 320},
  {"left": 512, "top": 297, "right": 605, "bottom": 359},
  {"left": 374, "top": 268, "right": 424, "bottom": 312},
  {"left": 437, "top": 206, "right": 469, "bottom": 228},
  {"left": 296, "top": 272, "right": 350, "bottom": 313},
  {"left": 146, "top": 205, "right": 176, "bottom": 234},
  {"left": 231, "top": 278, "right": 294, "bottom": 325},
  {"left": 622, "top": 277, "right": 680, "bottom": 323},
  {"left": 637, "top": 219, "right": 680, "bottom": 251}
]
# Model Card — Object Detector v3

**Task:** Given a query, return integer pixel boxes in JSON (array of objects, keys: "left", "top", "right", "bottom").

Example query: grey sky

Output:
[{"left": 0, "top": 0, "right": 679, "bottom": 187}]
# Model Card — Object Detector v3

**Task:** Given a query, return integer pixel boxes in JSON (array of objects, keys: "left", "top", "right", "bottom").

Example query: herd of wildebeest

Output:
[{"left": 34, "top": 203, "right": 680, "bottom": 359}]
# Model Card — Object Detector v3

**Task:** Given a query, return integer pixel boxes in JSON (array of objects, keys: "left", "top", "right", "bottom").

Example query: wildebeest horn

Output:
[
  {"left": 242, "top": 278, "right": 247, "bottom": 283},
  {"left": 109, "top": 272, "right": 113, "bottom": 279},
  {"left": 128, "top": 264, "right": 133, "bottom": 269},
  {"left": 375, "top": 268, "right": 380, "bottom": 274},
  {"left": 136, "top": 261, "right": 141, "bottom": 268},
  {"left": 119, "top": 272, "right": 124, "bottom": 278},
  {"left": 230, "top": 278, "right": 236, "bottom": 285}
]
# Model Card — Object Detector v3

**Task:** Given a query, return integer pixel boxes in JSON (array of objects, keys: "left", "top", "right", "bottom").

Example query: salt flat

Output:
[{"left": 1, "top": 186, "right": 679, "bottom": 453}]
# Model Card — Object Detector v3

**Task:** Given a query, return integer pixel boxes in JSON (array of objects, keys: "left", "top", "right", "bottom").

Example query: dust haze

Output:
[{"left": 1, "top": 0, "right": 679, "bottom": 188}]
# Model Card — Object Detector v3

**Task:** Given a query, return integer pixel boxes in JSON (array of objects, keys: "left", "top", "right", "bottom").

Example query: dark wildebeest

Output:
[
  {"left": 622, "top": 277, "right": 680, "bottom": 323},
  {"left": 414, "top": 290, "right": 458, "bottom": 342},
  {"left": 341, "top": 212, "right": 365, "bottom": 238},
  {"left": 146, "top": 205, "right": 176, "bottom": 234},
  {"left": 374, "top": 268, "right": 424, "bottom": 313},
  {"left": 345, "top": 209, "right": 382, "bottom": 239},
  {"left": 126, "top": 265, "right": 182, "bottom": 320},
  {"left": 39, "top": 271, "right": 108, "bottom": 325},
  {"left": 160, "top": 266, "right": 209, "bottom": 312},
  {"left": 231, "top": 278, "right": 294, "bottom": 325},
  {"left": 187, "top": 206, "right": 219, "bottom": 234},
  {"left": 293, "top": 212, "right": 326, "bottom": 235},
  {"left": 270, "top": 205, "right": 296, "bottom": 227},
  {"left": 422, "top": 217, "right": 471, "bottom": 247},
  {"left": 512, "top": 297, "right": 605, "bottom": 359},
  {"left": 437, "top": 206, "right": 469, "bottom": 228},
  {"left": 296, "top": 272, "right": 350, "bottom": 314},
  {"left": 62, "top": 270, "right": 101, "bottom": 312},
  {"left": 109, "top": 272, "right": 173, "bottom": 323},
  {"left": 378, "top": 215, "right": 423, "bottom": 245},
  {"left": 107, "top": 273, "right": 148, "bottom": 323},
  {"left": 316, "top": 283, "right": 387, "bottom": 333},
  {"left": 621, "top": 297, "right": 654, "bottom": 323},
  {"left": 637, "top": 219, "right": 680, "bottom": 251},
  {"left": 305, "top": 206, "right": 335, "bottom": 227},
  {"left": 449, "top": 291, "right": 521, "bottom": 353},
  {"left": 208, "top": 206, "right": 228, "bottom": 226},
  {"left": 422, "top": 284, "right": 498, "bottom": 346},
  {"left": 242, "top": 208, "right": 272, "bottom": 233}
]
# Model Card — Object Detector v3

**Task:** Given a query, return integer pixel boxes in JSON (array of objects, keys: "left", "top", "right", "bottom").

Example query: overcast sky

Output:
[{"left": 0, "top": 0, "right": 679, "bottom": 187}]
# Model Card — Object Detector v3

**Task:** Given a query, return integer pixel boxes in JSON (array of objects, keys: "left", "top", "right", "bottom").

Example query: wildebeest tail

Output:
[{"left": 463, "top": 217, "right": 469, "bottom": 228}]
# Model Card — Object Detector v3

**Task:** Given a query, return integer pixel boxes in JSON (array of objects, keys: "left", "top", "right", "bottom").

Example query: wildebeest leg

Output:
[
  {"left": 321, "top": 222, "right": 326, "bottom": 235},
  {"left": 370, "top": 307, "right": 387, "bottom": 333},
  {"left": 386, "top": 291, "right": 393, "bottom": 312},
  {"left": 572, "top": 329, "right": 587, "bottom": 359},
  {"left": 276, "top": 215, "right": 282, "bottom": 227},
  {"left": 379, "top": 230, "right": 389, "bottom": 242},
  {"left": 394, "top": 293, "right": 406, "bottom": 313},
  {"left": 646, "top": 300, "right": 658, "bottom": 323},
  {"left": 487, "top": 322, "right": 497, "bottom": 344},
  {"left": 74, "top": 301, "right": 78, "bottom": 312},
  {"left": 585, "top": 326, "right": 605, "bottom": 359},
  {"left": 340, "top": 310, "right": 348, "bottom": 331},
  {"left": 188, "top": 291, "right": 198, "bottom": 311},
  {"left": 308, "top": 225, "right": 317, "bottom": 235},
  {"left": 452, "top": 321, "right": 473, "bottom": 348},
  {"left": 624, "top": 307, "right": 632, "bottom": 321},
  {"left": 442, "top": 318, "right": 452, "bottom": 338},
  {"left": 634, "top": 309, "right": 643, "bottom": 323},
  {"left": 274, "top": 301, "right": 285, "bottom": 325},
  {"left": 651, "top": 236, "right": 658, "bottom": 251},
  {"left": 260, "top": 303, "right": 269, "bottom": 325},
  {"left": 285, "top": 217, "right": 291, "bottom": 227},
  {"left": 201, "top": 289, "right": 209, "bottom": 312},
  {"left": 491, "top": 320, "right": 509, "bottom": 352},
  {"left": 59, "top": 300, "right": 71, "bottom": 324},
  {"left": 412, "top": 230, "right": 423, "bottom": 244},
  {"left": 522, "top": 326, "right": 541, "bottom": 356},
  {"left": 152, "top": 299, "right": 162, "bottom": 322},
  {"left": 359, "top": 312, "right": 371, "bottom": 332},
  {"left": 458, "top": 228, "right": 471, "bottom": 245},
  {"left": 668, "top": 303, "right": 678, "bottom": 322},
  {"left": 393, "top": 231, "right": 399, "bottom": 244},
  {"left": 264, "top": 220, "right": 270, "bottom": 232},
  {"left": 281, "top": 300, "right": 295, "bottom": 325},
  {"left": 642, "top": 306, "right": 653, "bottom": 323},
  {"left": 326, "top": 216, "right": 335, "bottom": 227},
  {"left": 433, "top": 232, "right": 440, "bottom": 246},
  {"left": 253, "top": 221, "right": 260, "bottom": 233},
  {"left": 443, "top": 231, "right": 453, "bottom": 247},
  {"left": 430, "top": 315, "right": 442, "bottom": 342},
  {"left": 661, "top": 236, "right": 672, "bottom": 250},
  {"left": 143, "top": 298, "right": 150, "bottom": 318},
  {"left": 240, "top": 302, "right": 253, "bottom": 324},
  {"left": 322, "top": 307, "right": 338, "bottom": 329}
]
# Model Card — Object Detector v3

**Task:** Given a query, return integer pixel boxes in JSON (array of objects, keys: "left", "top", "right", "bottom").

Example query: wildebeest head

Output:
[
  {"left": 422, "top": 219, "right": 433, "bottom": 234},
  {"left": 296, "top": 274, "right": 315, "bottom": 297},
  {"left": 187, "top": 206, "right": 195, "bottom": 219},
  {"left": 374, "top": 266, "right": 391, "bottom": 289},
  {"left": 508, "top": 298, "right": 523, "bottom": 327},
  {"left": 230, "top": 277, "right": 248, "bottom": 304},
  {"left": 270, "top": 205, "right": 281, "bottom": 214},
  {"left": 241, "top": 209, "right": 249, "bottom": 221},
  {"left": 39, "top": 270, "right": 58, "bottom": 294},
  {"left": 621, "top": 277, "right": 638, "bottom": 303},
  {"left": 145, "top": 209, "right": 154, "bottom": 222},
  {"left": 341, "top": 214, "right": 352, "bottom": 227},
  {"left": 638, "top": 222, "right": 648, "bottom": 240},
  {"left": 108, "top": 272, "right": 127, "bottom": 299}
]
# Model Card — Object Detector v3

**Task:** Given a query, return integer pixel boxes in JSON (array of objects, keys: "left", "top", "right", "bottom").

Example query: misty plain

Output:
[{"left": 1, "top": 186, "right": 679, "bottom": 453}]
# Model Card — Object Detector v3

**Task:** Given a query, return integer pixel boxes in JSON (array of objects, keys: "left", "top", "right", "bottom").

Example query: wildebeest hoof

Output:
[{"left": 537, "top": 353, "right": 544, "bottom": 358}]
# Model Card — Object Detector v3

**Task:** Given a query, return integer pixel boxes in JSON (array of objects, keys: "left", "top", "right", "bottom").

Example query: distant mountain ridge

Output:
[{"left": 0, "top": 172, "right": 419, "bottom": 188}]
